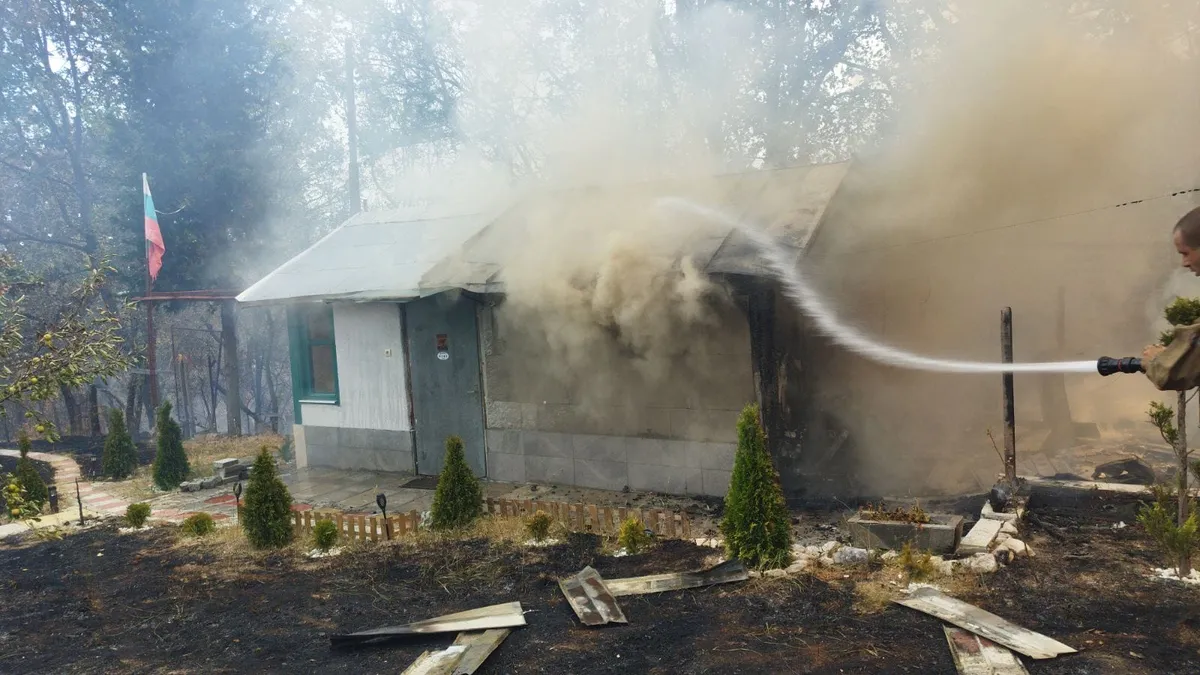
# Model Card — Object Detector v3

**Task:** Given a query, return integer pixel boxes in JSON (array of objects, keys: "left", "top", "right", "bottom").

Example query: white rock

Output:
[
  {"left": 968, "top": 552, "right": 998, "bottom": 573},
  {"left": 933, "top": 557, "right": 955, "bottom": 577},
  {"left": 832, "top": 546, "right": 869, "bottom": 565},
  {"left": 819, "top": 555, "right": 836, "bottom": 568},
  {"left": 785, "top": 559, "right": 810, "bottom": 575},
  {"left": 994, "top": 533, "right": 1012, "bottom": 545},
  {"left": 764, "top": 568, "right": 788, "bottom": 578},
  {"left": 1000, "top": 538, "right": 1029, "bottom": 557},
  {"left": 881, "top": 550, "right": 900, "bottom": 562},
  {"left": 820, "top": 540, "right": 840, "bottom": 554},
  {"left": 1000, "top": 521, "right": 1019, "bottom": 535},
  {"left": 804, "top": 545, "right": 823, "bottom": 557},
  {"left": 748, "top": 570, "right": 762, "bottom": 578}
]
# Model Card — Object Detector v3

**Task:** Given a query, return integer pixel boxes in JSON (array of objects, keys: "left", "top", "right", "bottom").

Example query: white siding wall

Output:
[{"left": 300, "top": 302, "right": 411, "bottom": 431}]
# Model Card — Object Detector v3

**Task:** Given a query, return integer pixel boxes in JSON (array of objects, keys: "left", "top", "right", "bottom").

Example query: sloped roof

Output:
[
  {"left": 420, "top": 161, "right": 851, "bottom": 292},
  {"left": 237, "top": 161, "right": 852, "bottom": 305},
  {"left": 235, "top": 208, "right": 492, "bottom": 306}
]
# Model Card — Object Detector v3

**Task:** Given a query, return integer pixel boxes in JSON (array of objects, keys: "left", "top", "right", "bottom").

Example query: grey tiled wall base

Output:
[
  {"left": 485, "top": 429, "right": 734, "bottom": 497},
  {"left": 301, "top": 425, "right": 416, "bottom": 474}
]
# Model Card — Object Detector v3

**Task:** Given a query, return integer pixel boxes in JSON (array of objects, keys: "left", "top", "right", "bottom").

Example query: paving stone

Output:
[{"left": 957, "top": 518, "right": 1003, "bottom": 554}]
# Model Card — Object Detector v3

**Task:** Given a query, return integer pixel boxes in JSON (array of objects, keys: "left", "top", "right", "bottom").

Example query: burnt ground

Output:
[
  {"left": 0, "top": 455, "right": 55, "bottom": 486},
  {"left": 0, "top": 490, "right": 1197, "bottom": 674}
]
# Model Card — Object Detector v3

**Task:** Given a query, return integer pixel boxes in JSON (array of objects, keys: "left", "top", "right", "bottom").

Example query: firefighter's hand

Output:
[{"left": 1143, "top": 344, "right": 1167, "bottom": 362}]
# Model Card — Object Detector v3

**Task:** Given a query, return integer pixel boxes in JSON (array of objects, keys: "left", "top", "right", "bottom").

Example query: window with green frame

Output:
[{"left": 290, "top": 304, "right": 339, "bottom": 405}]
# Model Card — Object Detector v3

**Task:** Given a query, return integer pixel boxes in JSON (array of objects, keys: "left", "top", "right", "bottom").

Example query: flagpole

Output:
[{"left": 144, "top": 173, "right": 160, "bottom": 415}]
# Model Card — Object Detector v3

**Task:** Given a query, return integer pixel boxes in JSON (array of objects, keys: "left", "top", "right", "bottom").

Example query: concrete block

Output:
[
  {"left": 670, "top": 408, "right": 740, "bottom": 443},
  {"left": 304, "top": 425, "right": 337, "bottom": 448},
  {"left": 522, "top": 431, "right": 572, "bottom": 459},
  {"left": 702, "top": 469, "right": 732, "bottom": 496},
  {"left": 699, "top": 443, "right": 737, "bottom": 471},
  {"left": 628, "top": 463, "right": 702, "bottom": 495},
  {"left": 574, "top": 458, "right": 628, "bottom": 491},
  {"left": 488, "top": 452, "right": 526, "bottom": 483},
  {"left": 626, "top": 437, "right": 668, "bottom": 465},
  {"left": 294, "top": 425, "right": 309, "bottom": 468},
  {"left": 213, "top": 458, "right": 239, "bottom": 471},
  {"left": 980, "top": 500, "right": 1020, "bottom": 522},
  {"left": 631, "top": 409, "right": 674, "bottom": 439},
  {"left": 573, "top": 434, "right": 626, "bottom": 463},
  {"left": 957, "top": 518, "right": 1004, "bottom": 555},
  {"left": 525, "top": 455, "right": 573, "bottom": 484},
  {"left": 657, "top": 440, "right": 705, "bottom": 468},
  {"left": 846, "top": 514, "right": 964, "bottom": 554},
  {"left": 485, "top": 401, "right": 524, "bottom": 430},
  {"left": 485, "top": 429, "right": 521, "bottom": 456}
]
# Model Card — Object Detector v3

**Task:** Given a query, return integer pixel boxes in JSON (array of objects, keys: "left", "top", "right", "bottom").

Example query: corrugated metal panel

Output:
[
  {"left": 236, "top": 212, "right": 491, "bottom": 306},
  {"left": 299, "top": 303, "right": 411, "bottom": 432}
]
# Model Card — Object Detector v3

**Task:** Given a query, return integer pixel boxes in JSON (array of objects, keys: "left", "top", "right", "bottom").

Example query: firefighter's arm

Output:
[{"left": 1144, "top": 323, "right": 1200, "bottom": 391}]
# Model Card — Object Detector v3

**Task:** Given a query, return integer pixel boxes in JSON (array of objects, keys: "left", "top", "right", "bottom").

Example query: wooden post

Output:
[
  {"left": 75, "top": 478, "right": 84, "bottom": 526},
  {"left": 1001, "top": 308, "right": 1017, "bottom": 484}
]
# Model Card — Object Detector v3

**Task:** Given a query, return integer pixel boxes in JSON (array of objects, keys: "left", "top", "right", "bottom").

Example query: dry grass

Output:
[{"left": 101, "top": 434, "right": 285, "bottom": 502}]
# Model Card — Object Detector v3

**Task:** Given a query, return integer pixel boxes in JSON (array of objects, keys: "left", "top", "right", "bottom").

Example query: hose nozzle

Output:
[{"left": 1097, "top": 356, "right": 1143, "bottom": 376}]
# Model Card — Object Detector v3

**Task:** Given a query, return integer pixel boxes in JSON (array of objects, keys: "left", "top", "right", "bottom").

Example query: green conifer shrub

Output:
[
  {"left": 526, "top": 511, "right": 553, "bottom": 542},
  {"left": 430, "top": 435, "right": 482, "bottom": 530},
  {"left": 181, "top": 512, "right": 216, "bottom": 537},
  {"left": 15, "top": 431, "right": 48, "bottom": 509},
  {"left": 125, "top": 502, "right": 151, "bottom": 528},
  {"left": 102, "top": 409, "right": 138, "bottom": 479},
  {"left": 152, "top": 401, "right": 189, "bottom": 490},
  {"left": 618, "top": 516, "right": 652, "bottom": 554},
  {"left": 720, "top": 403, "right": 793, "bottom": 569},
  {"left": 241, "top": 447, "right": 293, "bottom": 548},
  {"left": 313, "top": 518, "right": 338, "bottom": 551}
]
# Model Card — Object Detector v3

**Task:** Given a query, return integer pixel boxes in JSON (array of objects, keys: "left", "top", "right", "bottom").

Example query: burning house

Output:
[{"left": 237, "top": 161, "right": 853, "bottom": 498}]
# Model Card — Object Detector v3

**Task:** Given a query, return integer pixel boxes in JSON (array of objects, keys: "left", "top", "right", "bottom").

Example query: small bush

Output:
[
  {"left": 1139, "top": 499, "right": 1200, "bottom": 577},
  {"left": 526, "top": 511, "right": 553, "bottom": 542},
  {"left": 899, "top": 542, "right": 935, "bottom": 582},
  {"left": 430, "top": 435, "right": 483, "bottom": 530},
  {"left": 241, "top": 446, "right": 293, "bottom": 548},
  {"left": 313, "top": 519, "right": 338, "bottom": 551},
  {"left": 14, "top": 431, "right": 48, "bottom": 509},
  {"left": 618, "top": 516, "right": 652, "bottom": 554},
  {"left": 125, "top": 502, "right": 152, "bottom": 528},
  {"left": 3, "top": 474, "right": 39, "bottom": 521},
  {"left": 720, "top": 403, "right": 793, "bottom": 569},
  {"left": 279, "top": 436, "right": 295, "bottom": 463},
  {"left": 181, "top": 512, "right": 216, "bottom": 537},
  {"left": 102, "top": 409, "right": 138, "bottom": 479},
  {"left": 152, "top": 401, "right": 189, "bottom": 490}
]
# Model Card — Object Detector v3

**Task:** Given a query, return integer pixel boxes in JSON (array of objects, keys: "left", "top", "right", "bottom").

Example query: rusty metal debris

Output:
[
  {"left": 943, "top": 626, "right": 1031, "bottom": 675},
  {"left": 330, "top": 602, "right": 526, "bottom": 647},
  {"left": 399, "top": 629, "right": 512, "bottom": 675},
  {"left": 895, "top": 587, "right": 1075, "bottom": 660},
  {"left": 559, "top": 566, "right": 628, "bottom": 626},
  {"left": 605, "top": 559, "right": 749, "bottom": 597},
  {"left": 560, "top": 560, "right": 749, "bottom": 626}
]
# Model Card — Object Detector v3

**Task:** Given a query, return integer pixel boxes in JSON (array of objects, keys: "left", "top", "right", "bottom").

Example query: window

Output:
[{"left": 289, "top": 304, "right": 339, "bottom": 407}]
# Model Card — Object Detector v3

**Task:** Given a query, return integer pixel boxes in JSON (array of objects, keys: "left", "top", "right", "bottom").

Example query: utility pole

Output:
[{"left": 345, "top": 36, "right": 362, "bottom": 215}]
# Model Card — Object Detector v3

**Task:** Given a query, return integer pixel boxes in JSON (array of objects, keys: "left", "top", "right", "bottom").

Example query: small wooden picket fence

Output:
[{"left": 291, "top": 498, "right": 692, "bottom": 544}]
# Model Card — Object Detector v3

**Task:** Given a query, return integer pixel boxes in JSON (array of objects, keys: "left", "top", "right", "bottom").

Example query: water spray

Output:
[{"left": 656, "top": 197, "right": 1145, "bottom": 378}]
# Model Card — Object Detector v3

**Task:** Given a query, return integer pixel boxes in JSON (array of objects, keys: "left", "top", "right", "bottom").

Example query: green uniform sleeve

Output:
[{"left": 1145, "top": 323, "right": 1200, "bottom": 391}]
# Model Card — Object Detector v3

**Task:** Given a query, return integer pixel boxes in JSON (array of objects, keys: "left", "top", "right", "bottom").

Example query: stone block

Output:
[
  {"left": 625, "top": 437, "right": 667, "bottom": 465},
  {"left": 487, "top": 452, "right": 526, "bottom": 483},
  {"left": 957, "top": 517, "right": 1003, "bottom": 555},
  {"left": 213, "top": 458, "right": 239, "bottom": 472},
  {"left": 200, "top": 476, "right": 221, "bottom": 490},
  {"left": 847, "top": 513, "right": 964, "bottom": 554},
  {"left": 699, "top": 443, "right": 737, "bottom": 471},
  {"left": 657, "top": 440, "right": 705, "bottom": 468},
  {"left": 485, "top": 401, "right": 524, "bottom": 430},
  {"left": 628, "top": 463, "right": 702, "bottom": 495},
  {"left": 668, "top": 408, "right": 740, "bottom": 443},
  {"left": 304, "top": 425, "right": 338, "bottom": 448},
  {"left": 980, "top": 500, "right": 1020, "bottom": 522},
  {"left": 573, "top": 434, "right": 626, "bottom": 463},
  {"left": 522, "top": 431, "right": 572, "bottom": 459},
  {"left": 701, "top": 469, "right": 732, "bottom": 496},
  {"left": 485, "top": 429, "right": 521, "bottom": 456},
  {"left": 573, "top": 459, "right": 628, "bottom": 491},
  {"left": 525, "top": 455, "right": 573, "bottom": 484}
]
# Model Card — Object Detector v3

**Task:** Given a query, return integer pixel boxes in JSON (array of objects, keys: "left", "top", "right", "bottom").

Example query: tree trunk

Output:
[
  {"left": 221, "top": 301, "right": 242, "bottom": 437},
  {"left": 60, "top": 385, "right": 81, "bottom": 436},
  {"left": 88, "top": 385, "right": 101, "bottom": 436},
  {"left": 125, "top": 378, "right": 140, "bottom": 437},
  {"left": 1178, "top": 389, "right": 1191, "bottom": 577}
]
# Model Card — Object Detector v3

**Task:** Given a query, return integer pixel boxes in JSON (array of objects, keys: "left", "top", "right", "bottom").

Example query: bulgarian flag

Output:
[{"left": 143, "top": 173, "right": 165, "bottom": 283}]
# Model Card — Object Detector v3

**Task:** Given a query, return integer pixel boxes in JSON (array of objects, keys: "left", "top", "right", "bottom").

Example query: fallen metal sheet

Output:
[
  {"left": 605, "top": 559, "right": 749, "bottom": 597},
  {"left": 451, "top": 629, "right": 512, "bottom": 675},
  {"left": 401, "top": 645, "right": 468, "bottom": 675},
  {"left": 559, "top": 566, "right": 628, "bottom": 626},
  {"left": 944, "top": 626, "right": 1031, "bottom": 675},
  {"left": 895, "top": 588, "right": 1075, "bottom": 660},
  {"left": 330, "top": 602, "right": 526, "bottom": 647},
  {"left": 396, "top": 629, "right": 513, "bottom": 675}
]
